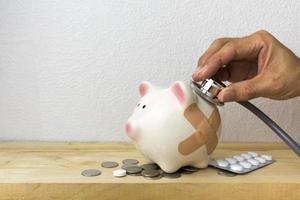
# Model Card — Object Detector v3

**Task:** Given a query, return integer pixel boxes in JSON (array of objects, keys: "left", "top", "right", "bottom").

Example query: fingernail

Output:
[
  {"left": 192, "top": 73, "right": 201, "bottom": 81},
  {"left": 218, "top": 89, "right": 235, "bottom": 102},
  {"left": 192, "top": 65, "right": 207, "bottom": 81}
]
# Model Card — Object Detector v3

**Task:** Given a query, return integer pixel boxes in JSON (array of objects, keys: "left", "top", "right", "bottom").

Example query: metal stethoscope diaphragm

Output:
[
  {"left": 190, "top": 78, "right": 300, "bottom": 157},
  {"left": 190, "top": 79, "right": 226, "bottom": 106}
]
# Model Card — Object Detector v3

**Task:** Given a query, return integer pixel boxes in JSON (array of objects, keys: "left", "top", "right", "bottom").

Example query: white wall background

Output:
[{"left": 0, "top": 0, "right": 300, "bottom": 142}]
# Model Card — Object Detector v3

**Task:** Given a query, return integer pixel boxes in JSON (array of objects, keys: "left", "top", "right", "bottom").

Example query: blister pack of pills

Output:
[{"left": 209, "top": 152, "right": 275, "bottom": 174}]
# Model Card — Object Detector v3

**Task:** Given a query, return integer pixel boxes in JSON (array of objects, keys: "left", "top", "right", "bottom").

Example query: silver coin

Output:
[
  {"left": 81, "top": 169, "right": 101, "bottom": 177},
  {"left": 181, "top": 166, "right": 200, "bottom": 172},
  {"left": 141, "top": 169, "right": 160, "bottom": 177},
  {"left": 101, "top": 161, "right": 119, "bottom": 168},
  {"left": 128, "top": 172, "right": 142, "bottom": 176},
  {"left": 158, "top": 169, "right": 164, "bottom": 175},
  {"left": 217, "top": 170, "right": 237, "bottom": 177},
  {"left": 144, "top": 174, "right": 162, "bottom": 180},
  {"left": 179, "top": 168, "right": 193, "bottom": 174},
  {"left": 121, "top": 164, "right": 136, "bottom": 170},
  {"left": 124, "top": 166, "right": 143, "bottom": 174},
  {"left": 140, "top": 163, "right": 159, "bottom": 170},
  {"left": 122, "top": 159, "right": 139, "bottom": 165},
  {"left": 162, "top": 172, "right": 181, "bottom": 179}
]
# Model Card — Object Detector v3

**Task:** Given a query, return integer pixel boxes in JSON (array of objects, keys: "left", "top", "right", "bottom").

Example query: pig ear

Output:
[
  {"left": 139, "top": 81, "right": 153, "bottom": 97},
  {"left": 170, "top": 81, "right": 187, "bottom": 106}
]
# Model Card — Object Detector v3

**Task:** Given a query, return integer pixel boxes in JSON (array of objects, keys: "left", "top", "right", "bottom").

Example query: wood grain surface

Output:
[{"left": 0, "top": 142, "right": 299, "bottom": 200}]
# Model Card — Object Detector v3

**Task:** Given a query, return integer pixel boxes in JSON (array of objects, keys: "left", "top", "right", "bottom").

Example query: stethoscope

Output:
[{"left": 190, "top": 78, "right": 300, "bottom": 157}]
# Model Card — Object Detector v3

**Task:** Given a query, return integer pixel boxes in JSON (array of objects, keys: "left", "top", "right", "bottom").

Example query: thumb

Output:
[{"left": 217, "top": 77, "right": 263, "bottom": 102}]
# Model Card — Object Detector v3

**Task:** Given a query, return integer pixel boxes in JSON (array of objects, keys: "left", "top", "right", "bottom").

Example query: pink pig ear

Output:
[
  {"left": 170, "top": 81, "right": 186, "bottom": 105},
  {"left": 139, "top": 81, "right": 153, "bottom": 97}
]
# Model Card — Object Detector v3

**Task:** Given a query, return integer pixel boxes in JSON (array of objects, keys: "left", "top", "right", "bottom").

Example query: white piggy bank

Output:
[{"left": 125, "top": 81, "right": 221, "bottom": 173}]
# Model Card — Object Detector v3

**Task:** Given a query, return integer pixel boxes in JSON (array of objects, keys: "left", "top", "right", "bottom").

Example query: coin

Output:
[
  {"left": 158, "top": 169, "right": 164, "bottom": 175},
  {"left": 141, "top": 169, "right": 160, "bottom": 177},
  {"left": 81, "top": 169, "right": 101, "bottom": 177},
  {"left": 144, "top": 174, "right": 162, "bottom": 180},
  {"left": 181, "top": 166, "right": 200, "bottom": 172},
  {"left": 121, "top": 164, "right": 136, "bottom": 170},
  {"left": 162, "top": 172, "right": 181, "bottom": 179},
  {"left": 217, "top": 170, "right": 237, "bottom": 177},
  {"left": 124, "top": 166, "right": 143, "bottom": 174},
  {"left": 122, "top": 159, "right": 139, "bottom": 165},
  {"left": 128, "top": 172, "right": 142, "bottom": 176},
  {"left": 101, "top": 161, "right": 119, "bottom": 168},
  {"left": 140, "top": 163, "right": 159, "bottom": 170},
  {"left": 178, "top": 168, "right": 193, "bottom": 174}
]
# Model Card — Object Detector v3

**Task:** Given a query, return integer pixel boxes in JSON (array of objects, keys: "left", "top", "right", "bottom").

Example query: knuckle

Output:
[
  {"left": 256, "top": 29, "right": 270, "bottom": 36},
  {"left": 212, "top": 38, "right": 227, "bottom": 47},
  {"left": 224, "top": 41, "right": 236, "bottom": 51},
  {"left": 254, "top": 29, "right": 273, "bottom": 42},
  {"left": 218, "top": 42, "right": 237, "bottom": 62}
]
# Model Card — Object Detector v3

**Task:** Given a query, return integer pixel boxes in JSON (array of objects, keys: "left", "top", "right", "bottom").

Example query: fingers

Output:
[
  {"left": 197, "top": 38, "right": 233, "bottom": 67},
  {"left": 217, "top": 76, "right": 264, "bottom": 102},
  {"left": 193, "top": 38, "right": 233, "bottom": 82},
  {"left": 193, "top": 33, "right": 263, "bottom": 81},
  {"left": 192, "top": 30, "right": 299, "bottom": 101}
]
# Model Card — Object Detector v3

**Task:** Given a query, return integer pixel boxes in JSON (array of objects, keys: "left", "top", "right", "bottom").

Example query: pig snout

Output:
[
  {"left": 125, "top": 121, "right": 136, "bottom": 139},
  {"left": 125, "top": 122, "right": 132, "bottom": 134}
]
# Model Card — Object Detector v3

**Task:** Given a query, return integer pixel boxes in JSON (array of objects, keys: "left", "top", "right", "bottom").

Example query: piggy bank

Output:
[{"left": 125, "top": 81, "right": 221, "bottom": 173}]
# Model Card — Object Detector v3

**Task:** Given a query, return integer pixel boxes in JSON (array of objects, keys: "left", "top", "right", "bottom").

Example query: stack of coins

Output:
[
  {"left": 180, "top": 166, "right": 200, "bottom": 174},
  {"left": 81, "top": 152, "right": 274, "bottom": 179},
  {"left": 142, "top": 168, "right": 162, "bottom": 180},
  {"left": 120, "top": 159, "right": 200, "bottom": 180},
  {"left": 82, "top": 158, "right": 201, "bottom": 180},
  {"left": 121, "top": 159, "right": 142, "bottom": 177}
]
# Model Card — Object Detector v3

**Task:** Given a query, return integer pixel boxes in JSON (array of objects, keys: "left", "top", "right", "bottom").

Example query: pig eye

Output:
[
  {"left": 137, "top": 103, "right": 140, "bottom": 107},
  {"left": 142, "top": 105, "right": 146, "bottom": 109}
]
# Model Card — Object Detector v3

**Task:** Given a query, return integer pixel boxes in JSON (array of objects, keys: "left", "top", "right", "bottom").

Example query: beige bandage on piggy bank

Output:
[{"left": 125, "top": 81, "right": 221, "bottom": 173}]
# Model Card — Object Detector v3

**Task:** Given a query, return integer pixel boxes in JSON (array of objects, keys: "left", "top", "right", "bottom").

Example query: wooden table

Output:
[{"left": 0, "top": 142, "right": 299, "bottom": 200}]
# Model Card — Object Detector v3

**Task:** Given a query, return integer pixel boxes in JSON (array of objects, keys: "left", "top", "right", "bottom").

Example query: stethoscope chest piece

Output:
[{"left": 190, "top": 79, "right": 225, "bottom": 106}]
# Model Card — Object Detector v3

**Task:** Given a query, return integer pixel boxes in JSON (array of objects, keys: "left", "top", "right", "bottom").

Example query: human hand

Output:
[{"left": 192, "top": 30, "right": 300, "bottom": 102}]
